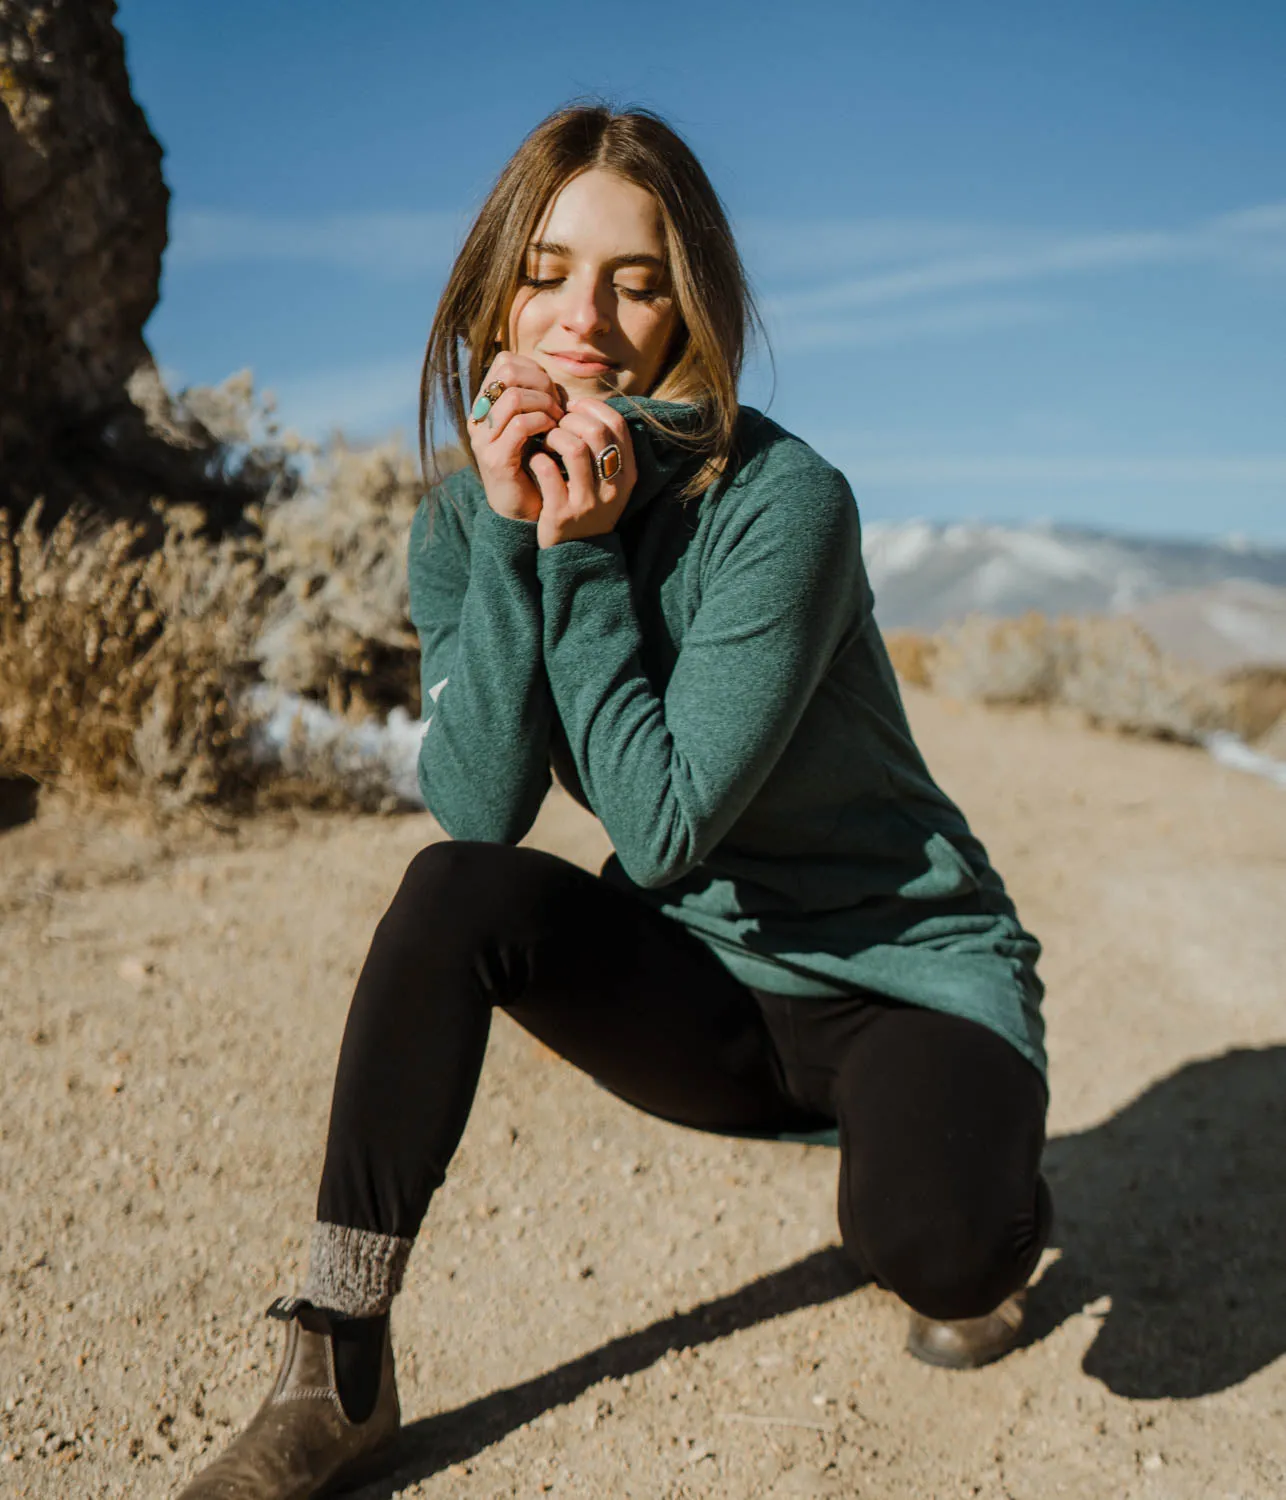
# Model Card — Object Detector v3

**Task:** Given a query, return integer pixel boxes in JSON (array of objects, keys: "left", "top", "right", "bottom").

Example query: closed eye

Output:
[{"left": 519, "top": 274, "right": 663, "bottom": 303}]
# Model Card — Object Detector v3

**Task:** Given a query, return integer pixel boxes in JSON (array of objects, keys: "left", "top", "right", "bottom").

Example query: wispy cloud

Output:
[
  {"left": 736, "top": 217, "right": 1007, "bottom": 284},
  {"left": 761, "top": 203, "right": 1286, "bottom": 318},
  {"left": 167, "top": 200, "right": 1286, "bottom": 442},
  {"left": 768, "top": 297, "right": 1060, "bottom": 354},
  {"left": 168, "top": 209, "right": 464, "bottom": 277},
  {"left": 167, "top": 200, "right": 1286, "bottom": 343}
]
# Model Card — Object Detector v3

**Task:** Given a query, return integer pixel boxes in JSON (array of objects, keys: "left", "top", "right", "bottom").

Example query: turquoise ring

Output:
[{"left": 470, "top": 380, "right": 506, "bottom": 423}]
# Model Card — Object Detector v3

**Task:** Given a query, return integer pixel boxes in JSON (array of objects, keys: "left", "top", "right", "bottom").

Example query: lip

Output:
[{"left": 546, "top": 351, "right": 619, "bottom": 374}]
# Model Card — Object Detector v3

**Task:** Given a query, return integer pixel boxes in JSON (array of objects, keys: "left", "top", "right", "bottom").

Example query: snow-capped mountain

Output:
[{"left": 862, "top": 520, "right": 1286, "bottom": 670}]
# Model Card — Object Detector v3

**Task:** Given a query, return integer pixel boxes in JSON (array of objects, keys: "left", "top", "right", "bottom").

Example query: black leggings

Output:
[{"left": 317, "top": 841, "right": 1051, "bottom": 1321}]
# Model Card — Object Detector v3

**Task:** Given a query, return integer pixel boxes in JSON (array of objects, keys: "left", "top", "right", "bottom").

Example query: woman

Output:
[{"left": 178, "top": 104, "right": 1051, "bottom": 1499}]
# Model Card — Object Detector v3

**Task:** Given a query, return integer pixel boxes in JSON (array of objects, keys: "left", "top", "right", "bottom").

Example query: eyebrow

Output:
[{"left": 528, "top": 240, "right": 666, "bottom": 271}]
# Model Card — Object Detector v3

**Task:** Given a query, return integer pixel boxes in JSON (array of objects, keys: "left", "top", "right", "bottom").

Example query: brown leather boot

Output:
[
  {"left": 905, "top": 1289, "right": 1026, "bottom": 1370},
  {"left": 175, "top": 1297, "right": 400, "bottom": 1498}
]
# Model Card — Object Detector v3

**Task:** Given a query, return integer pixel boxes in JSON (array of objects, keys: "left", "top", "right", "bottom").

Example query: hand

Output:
[
  {"left": 529, "top": 398, "right": 637, "bottom": 550},
  {"left": 467, "top": 352, "right": 566, "bottom": 523}
]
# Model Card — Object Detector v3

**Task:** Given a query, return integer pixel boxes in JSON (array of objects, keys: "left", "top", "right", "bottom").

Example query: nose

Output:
[{"left": 557, "top": 274, "right": 612, "bottom": 339}]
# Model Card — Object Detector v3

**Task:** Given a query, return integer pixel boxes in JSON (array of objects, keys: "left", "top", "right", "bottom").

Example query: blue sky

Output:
[{"left": 116, "top": 0, "right": 1286, "bottom": 543}]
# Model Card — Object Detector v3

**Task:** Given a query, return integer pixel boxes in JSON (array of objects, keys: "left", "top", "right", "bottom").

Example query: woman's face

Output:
[{"left": 506, "top": 167, "right": 682, "bottom": 399}]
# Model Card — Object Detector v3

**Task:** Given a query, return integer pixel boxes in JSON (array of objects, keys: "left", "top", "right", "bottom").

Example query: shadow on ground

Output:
[
  {"left": 1029, "top": 1044, "right": 1286, "bottom": 1398},
  {"left": 350, "top": 1046, "right": 1285, "bottom": 1493},
  {"left": 359, "top": 1247, "right": 863, "bottom": 1497}
]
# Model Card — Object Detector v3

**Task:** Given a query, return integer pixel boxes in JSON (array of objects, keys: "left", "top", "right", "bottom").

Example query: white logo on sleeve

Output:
[{"left": 420, "top": 677, "right": 449, "bottom": 742}]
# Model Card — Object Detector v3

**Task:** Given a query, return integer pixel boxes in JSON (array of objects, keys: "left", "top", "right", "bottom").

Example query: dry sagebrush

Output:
[
  {"left": 0, "top": 355, "right": 467, "bottom": 810},
  {"left": 1221, "top": 666, "right": 1286, "bottom": 746},
  {"left": 0, "top": 502, "right": 264, "bottom": 805},
  {"left": 885, "top": 612, "right": 1286, "bottom": 748},
  {"left": 0, "top": 369, "right": 467, "bottom": 809},
  {"left": 252, "top": 437, "right": 464, "bottom": 716}
]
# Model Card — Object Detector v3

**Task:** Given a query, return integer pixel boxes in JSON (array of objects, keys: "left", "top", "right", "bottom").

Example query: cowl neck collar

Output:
[{"left": 603, "top": 395, "right": 708, "bottom": 521}]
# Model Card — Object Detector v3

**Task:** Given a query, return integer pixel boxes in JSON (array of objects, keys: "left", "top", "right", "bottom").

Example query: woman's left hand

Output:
[{"left": 529, "top": 398, "right": 636, "bottom": 551}]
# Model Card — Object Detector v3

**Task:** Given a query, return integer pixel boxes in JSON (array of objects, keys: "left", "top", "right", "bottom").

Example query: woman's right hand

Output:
[{"left": 467, "top": 353, "right": 566, "bottom": 523}]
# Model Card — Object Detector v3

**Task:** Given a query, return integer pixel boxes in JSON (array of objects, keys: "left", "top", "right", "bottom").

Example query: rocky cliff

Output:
[{"left": 0, "top": 1, "right": 260, "bottom": 531}]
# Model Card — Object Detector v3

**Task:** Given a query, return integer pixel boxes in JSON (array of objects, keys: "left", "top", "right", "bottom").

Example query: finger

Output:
[
  {"left": 469, "top": 404, "right": 549, "bottom": 459},
  {"left": 542, "top": 425, "right": 597, "bottom": 500},
  {"left": 472, "top": 373, "right": 560, "bottom": 435},
  {"left": 528, "top": 450, "right": 568, "bottom": 508},
  {"left": 561, "top": 401, "right": 632, "bottom": 479},
  {"left": 485, "top": 352, "right": 562, "bottom": 404},
  {"left": 565, "top": 397, "right": 629, "bottom": 447},
  {"left": 482, "top": 410, "right": 556, "bottom": 465},
  {"left": 555, "top": 413, "right": 625, "bottom": 485},
  {"left": 554, "top": 408, "right": 616, "bottom": 451},
  {"left": 482, "top": 385, "right": 563, "bottom": 435}
]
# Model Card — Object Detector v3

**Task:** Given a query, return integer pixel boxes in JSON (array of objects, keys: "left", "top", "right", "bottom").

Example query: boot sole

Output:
[
  {"left": 316, "top": 1429, "right": 402, "bottom": 1497},
  {"left": 905, "top": 1332, "right": 1017, "bottom": 1370}
]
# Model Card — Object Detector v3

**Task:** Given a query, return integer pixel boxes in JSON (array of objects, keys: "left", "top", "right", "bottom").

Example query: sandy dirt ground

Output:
[{"left": 2, "top": 686, "right": 1284, "bottom": 1499}]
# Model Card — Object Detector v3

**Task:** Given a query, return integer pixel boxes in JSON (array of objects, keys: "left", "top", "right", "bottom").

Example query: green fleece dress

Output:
[{"left": 408, "top": 396, "right": 1047, "bottom": 1082}]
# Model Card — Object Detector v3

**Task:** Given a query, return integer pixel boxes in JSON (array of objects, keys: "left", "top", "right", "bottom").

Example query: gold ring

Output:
[
  {"left": 593, "top": 443, "right": 622, "bottom": 482},
  {"left": 470, "top": 381, "right": 506, "bottom": 423}
]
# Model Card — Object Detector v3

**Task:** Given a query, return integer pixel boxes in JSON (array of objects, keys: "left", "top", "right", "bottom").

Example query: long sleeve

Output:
[
  {"left": 535, "top": 457, "right": 870, "bottom": 889},
  {"left": 407, "top": 475, "right": 554, "bottom": 842}
]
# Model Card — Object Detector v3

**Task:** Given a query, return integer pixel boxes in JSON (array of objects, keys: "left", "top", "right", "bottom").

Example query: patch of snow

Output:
[
  {"left": 861, "top": 519, "right": 938, "bottom": 578},
  {"left": 1202, "top": 732, "right": 1286, "bottom": 789},
  {"left": 941, "top": 522, "right": 983, "bottom": 551},
  {"left": 994, "top": 530, "right": 1097, "bottom": 580},
  {"left": 970, "top": 555, "right": 1032, "bottom": 609},
  {"left": 243, "top": 687, "right": 424, "bottom": 807},
  {"left": 857, "top": 519, "right": 1286, "bottom": 639}
]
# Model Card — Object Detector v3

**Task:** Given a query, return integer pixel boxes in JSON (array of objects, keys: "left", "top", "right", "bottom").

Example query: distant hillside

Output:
[{"left": 862, "top": 521, "right": 1286, "bottom": 670}]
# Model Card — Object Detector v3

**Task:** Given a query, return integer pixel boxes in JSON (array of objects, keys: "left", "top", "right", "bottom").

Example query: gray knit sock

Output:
[{"left": 301, "top": 1221, "right": 414, "bottom": 1316}]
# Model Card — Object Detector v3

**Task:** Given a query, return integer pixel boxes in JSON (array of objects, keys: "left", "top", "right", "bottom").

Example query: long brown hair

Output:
[{"left": 418, "top": 102, "right": 765, "bottom": 517}]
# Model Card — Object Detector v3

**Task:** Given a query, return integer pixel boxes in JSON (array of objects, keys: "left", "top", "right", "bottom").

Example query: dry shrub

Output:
[
  {"left": 918, "top": 612, "right": 1236, "bottom": 744},
  {"left": 0, "top": 351, "right": 473, "bottom": 812},
  {"left": 883, "top": 630, "right": 939, "bottom": 688},
  {"left": 1253, "top": 715, "right": 1286, "bottom": 760},
  {"left": 0, "top": 502, "right": 264, "bottom": 805},
  {"left": 251, "top": 438, "right": 460, "bottom": 715},
  {"left": 929, "top": 614, "right": 1070, "bottom": 706},
  {"left": 127, "top": 366, "right": 307, "bottom": 508},
  {"left": 1220, "top": 667, "right": 1286, "bottom": 745}
]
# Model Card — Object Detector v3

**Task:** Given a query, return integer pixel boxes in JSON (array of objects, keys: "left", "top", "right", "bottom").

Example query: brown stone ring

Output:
[{"left": 593, "top": 443, "right": 623, "bottom": 482}]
